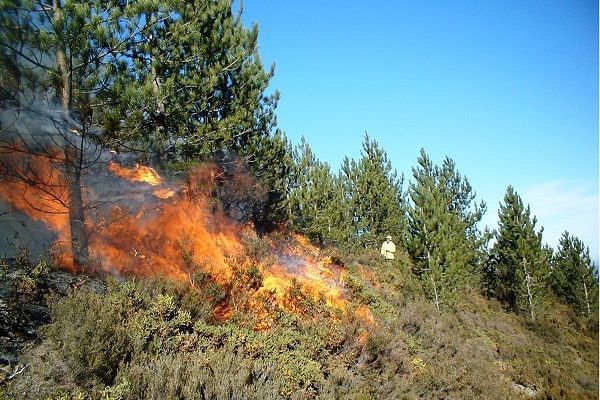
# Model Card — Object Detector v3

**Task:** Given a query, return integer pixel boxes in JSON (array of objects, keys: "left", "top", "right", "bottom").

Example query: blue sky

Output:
[{"left": 241, "top": 1, "right": 599, "bottom": 260}]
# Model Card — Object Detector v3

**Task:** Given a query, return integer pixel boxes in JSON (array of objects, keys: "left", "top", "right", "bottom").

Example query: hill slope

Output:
[{"left": 0, "top": 245, "right": 597, "bottom": 400}]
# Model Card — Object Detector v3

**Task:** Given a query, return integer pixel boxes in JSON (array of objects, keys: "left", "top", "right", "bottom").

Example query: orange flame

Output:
[
  {"left": 258, "top": 233, "right": 348, "bottom": 311},
  {"left": 0, "top": 156, "right": 366, "bottom": 330},
  {"left": 0, "top": 148, "right": 73, "bottom": 269},
  {"left": 107, "top": 161, "right": 163, "bottom": 186},
  {"left": 153, "top": 188, "right": 175, "bottom": 199},
  {"left": 91, "top": 192, "right": 243, "bottom": 283}
]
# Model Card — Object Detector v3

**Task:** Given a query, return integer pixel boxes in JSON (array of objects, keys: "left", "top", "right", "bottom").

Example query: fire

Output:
[
  {"left": 0, "top": 148, "right": 73, "bottom": 269},
  {"left": 258, "top": 234, "right": 348, "bottom": 311},
  {"left": 87, "top": 178, "right": 352, "bottom": 328},
  {"left": 355, "top": 304, "right": 376, "bottom": 344},
  {"left": 0, "top": 155, "right": 372, "bottom": 330},
  {"left": 153, "top": 188, "right": 175, "bottom": 199},
  {"left": 107, "top": 161, "right": 163, "bottom": 186},
  {"left": 91, "top": 193, "right": 244, "bottom": 283}
]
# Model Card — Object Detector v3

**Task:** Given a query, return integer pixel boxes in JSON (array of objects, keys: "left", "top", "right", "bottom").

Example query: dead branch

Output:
[{"left": 8, "top": 364, "right": 26, "bottom": 379}]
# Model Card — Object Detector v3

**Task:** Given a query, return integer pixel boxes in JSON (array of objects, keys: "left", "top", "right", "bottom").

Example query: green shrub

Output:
[{"left": 42, "top": 290, "right": 132, "bottom": 385}]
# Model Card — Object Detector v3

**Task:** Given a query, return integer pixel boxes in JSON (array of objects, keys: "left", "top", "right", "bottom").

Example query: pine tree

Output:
[
  {"left": 289, "top": 137, "right": 348, "bottom": 246},
  {"left": 406, "top": 149, "right": 486, "bottom": 308},
  {"left": 552, "top": 232, "right": 599, "bottom": 316},
  {"left": 488, "top": 186, "right": 550, "bottom": 321},
  {"left": 100, "top": 0, "right": 278, "bottom": 163},
  {"left": 340, "top": 133, "right": 405, "bottom": 249}
]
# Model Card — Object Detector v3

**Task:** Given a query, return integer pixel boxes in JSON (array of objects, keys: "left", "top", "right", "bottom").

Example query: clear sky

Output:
[{"left": 241, "top": 1, "right": 599, "bottom": 260}]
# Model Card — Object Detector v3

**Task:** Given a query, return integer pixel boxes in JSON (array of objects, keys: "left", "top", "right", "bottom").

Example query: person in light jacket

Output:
[{"left": 380, "top": 235, "right": 396, "bottom": 260}]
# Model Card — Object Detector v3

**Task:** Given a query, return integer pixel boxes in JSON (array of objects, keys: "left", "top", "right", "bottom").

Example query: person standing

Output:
[{"left": 380, "top": 235, "right": 396, "bottom": 260}]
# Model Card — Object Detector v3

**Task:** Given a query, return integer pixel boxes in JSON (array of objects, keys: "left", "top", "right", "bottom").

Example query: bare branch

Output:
[{"left": 8, "top": 364, "right": 27, "bottom": 380}]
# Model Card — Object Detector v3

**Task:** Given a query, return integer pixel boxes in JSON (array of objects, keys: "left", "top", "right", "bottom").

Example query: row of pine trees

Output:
[
  {"left": 285, "top": 134, "right": 597, "bottom": 321},
  {"left": 1, "top": 1, "right": 597, "bottom": 322}
]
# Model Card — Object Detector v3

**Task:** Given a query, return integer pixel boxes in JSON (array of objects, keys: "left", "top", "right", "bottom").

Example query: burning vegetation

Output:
[
  {"left": 106, "top": 161, "right": 164, "bottom": 186},
  {"left": 0, "top": 151, "right": 358, "bottom": 330}
]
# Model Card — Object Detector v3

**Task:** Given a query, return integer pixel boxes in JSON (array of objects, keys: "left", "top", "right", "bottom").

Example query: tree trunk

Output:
[
  {"left": 148, "top": 13, "right": 166, "bottom": 162},
  {"left": 426, "top": 248, "right": 440, "bottom": 310},
  {"left": 430, "top": 274, "right": 440, "bottom": 311},
  {"left": 54, "top": 0, "right": 71, "bottom": 111},
  {"left": 583, "top": 280, "right": 591, "bottom": 316},
  {"left": 64, "top": 147, "right": 89, "bottom": 267},
  {"left": 54, "top": 0, "right": 89, "bottom": 268},
  {"left": 522, "top": 256, "right": 535, "bottom": 322}
]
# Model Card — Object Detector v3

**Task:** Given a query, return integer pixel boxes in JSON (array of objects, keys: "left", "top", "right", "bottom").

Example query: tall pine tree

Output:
[
  {"left": 340, "top": 133, "right": 405, "bottom": 249},
  {"left": 406, "top": 149, "right": 486, "bottom": 308},
  {"left": 552, "top": 232, "right": 598, "bottom": 317},
  {"left": 488, "top": 186, "right": 550, "bottom": 321}
]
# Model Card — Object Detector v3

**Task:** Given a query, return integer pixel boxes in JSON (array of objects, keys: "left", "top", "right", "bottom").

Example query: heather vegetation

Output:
[
  {"left": 0, "top": 245, "right": 597, "bottom": 399},
  {"left": 0, "top": 1, "right": 598, "bottom": 399}
]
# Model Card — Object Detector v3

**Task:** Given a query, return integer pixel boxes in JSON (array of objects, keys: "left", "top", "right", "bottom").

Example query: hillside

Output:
[
  {"left": 0, "top": 1, "right": 597, "bottom": 399},
  {"left": 0, "top": 242, "right": 597, "bottom": 400}
]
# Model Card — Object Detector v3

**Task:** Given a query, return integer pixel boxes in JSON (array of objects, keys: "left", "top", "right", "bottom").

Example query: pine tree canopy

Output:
[
  {"left": 552, "top": 231, "right": 599, "bottom": 316},
  {"left": 340, "top": 133, "right": 405, "bottom": 249}
]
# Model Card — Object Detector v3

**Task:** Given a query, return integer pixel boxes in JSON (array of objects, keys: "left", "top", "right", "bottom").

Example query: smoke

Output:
[{"left": 0, "top": 101, "right": 172, "bottom": 260}]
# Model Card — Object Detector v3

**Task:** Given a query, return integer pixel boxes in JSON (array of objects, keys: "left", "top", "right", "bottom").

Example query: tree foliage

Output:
[
  {"left": 552, "top": 232, "right": 598, "bottom": 317},
  {"left": 406, "top": 149, "right": 486, "bottom": 308},
  {"left": 97, "top": 0, "right": 279, "bottom": 163},
  {"left": 487, "top": 186, "right": 550, "bottom": 321}
]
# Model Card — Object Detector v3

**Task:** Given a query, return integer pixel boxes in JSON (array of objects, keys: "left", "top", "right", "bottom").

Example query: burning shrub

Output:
[
  {"left": 282, "top": 279, "right": 326, "bottom": 318},
  {"left": 178, "top": 269, "right": 227, "bottom": 322},
  {"left": 226, "top": 260, "right": 265, "bottom": 317}
]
